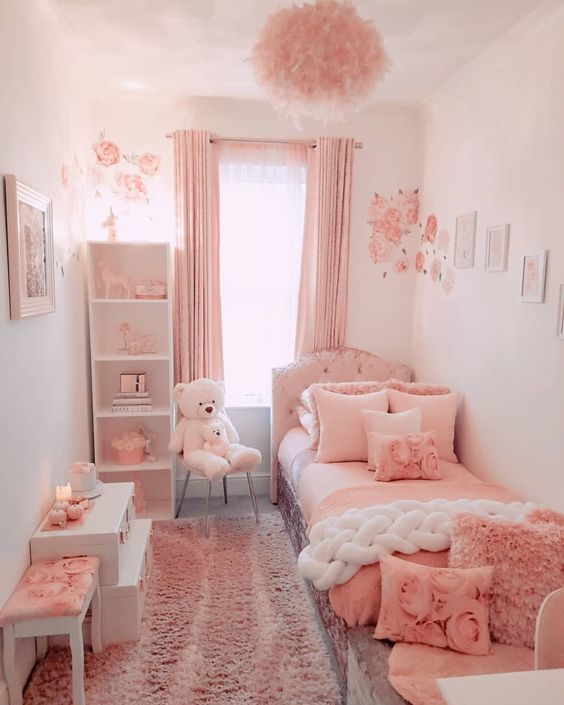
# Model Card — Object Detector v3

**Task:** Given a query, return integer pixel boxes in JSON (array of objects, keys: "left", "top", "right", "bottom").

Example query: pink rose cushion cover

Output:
[
  {"left": 374, "top": 555, "right": 494, "bottom": 656},
  {"left": 367, "top": 430, "right": 441, "bottom": 481}
]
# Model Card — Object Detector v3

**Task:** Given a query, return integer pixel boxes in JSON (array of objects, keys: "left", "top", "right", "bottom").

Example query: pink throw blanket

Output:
[{"left": 307, "top": 480, "right": 523, "bottom": 627}]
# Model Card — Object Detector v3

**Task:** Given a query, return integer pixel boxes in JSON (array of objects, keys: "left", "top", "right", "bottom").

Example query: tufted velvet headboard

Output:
[{"left": 270, "top": 347, "right": 411, "bottom": 502}]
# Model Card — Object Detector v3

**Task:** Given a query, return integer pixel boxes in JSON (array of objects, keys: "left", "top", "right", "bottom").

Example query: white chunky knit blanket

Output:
[{"left": 297, "top": 498, "right": 536, "bottom": 590}]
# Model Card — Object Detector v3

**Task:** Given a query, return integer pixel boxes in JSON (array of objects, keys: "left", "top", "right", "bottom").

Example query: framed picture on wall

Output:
[
  {"left": 4, "top": 175, "right": 55, "bottom": 319},
  {"left": 557, "top": 285, "right": 564, "bottom": 339},
  {"left": 520, "top": 250, "right": 548, "bottom": 303},
  {"left": 485, "top": 224, "right": 509, "bottom": 272},
  {"left": 454, "top": 211, "right": 477, "bottom": 268}
]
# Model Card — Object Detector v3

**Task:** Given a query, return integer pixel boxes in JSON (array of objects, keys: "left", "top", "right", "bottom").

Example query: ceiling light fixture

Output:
[{"left": 250, "top": 0, "right": 389, "bottom": 124}]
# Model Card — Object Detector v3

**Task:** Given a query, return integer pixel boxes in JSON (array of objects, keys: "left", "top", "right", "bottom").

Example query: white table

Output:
[{"left": 437, "top": 669, "right": 564, "bottom": 705}]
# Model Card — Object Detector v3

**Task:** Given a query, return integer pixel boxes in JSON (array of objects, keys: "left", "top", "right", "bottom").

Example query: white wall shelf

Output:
[{"left": 87, "top": 241, "right": 175, "bottom": 520}]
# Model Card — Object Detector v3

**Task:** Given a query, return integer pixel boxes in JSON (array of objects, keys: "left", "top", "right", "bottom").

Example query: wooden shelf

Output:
[
  {"left": 96, "top": 406, "right": 171, "bottom": 418},
  {"left": 96, "top": 455, "right": 171, "bottom": 474},
  {"left": 94, "top": 354, "right": 170, "bottom": 362},
  {"left": 91, "top": 298, "right": 168, "bottom": 304}
]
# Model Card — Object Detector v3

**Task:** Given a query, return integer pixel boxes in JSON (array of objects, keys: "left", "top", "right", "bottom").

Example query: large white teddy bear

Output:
[{"left": 168, "top": 377, "right": 262, "bottom": 480}]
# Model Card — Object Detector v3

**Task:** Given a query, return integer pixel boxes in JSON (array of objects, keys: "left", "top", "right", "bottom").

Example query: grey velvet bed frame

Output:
[{"left": 272, "top": 348, "right": 411, "bottom": 704}]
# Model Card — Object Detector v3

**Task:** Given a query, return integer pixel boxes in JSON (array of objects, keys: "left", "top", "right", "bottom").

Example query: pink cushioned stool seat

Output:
[
  {"left": 1, "top": 557, "right": 102, "bottom": 705},
  {"left": 0, "top": 557, "right": 99, "bottom": 626}
]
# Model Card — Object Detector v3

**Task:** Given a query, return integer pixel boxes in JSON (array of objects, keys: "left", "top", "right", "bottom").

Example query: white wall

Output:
[
  {"left": 0, "top": 1, "right": 91, "bottom": 692},
  {"left": 411, "top": 6, "right": 564, "bottom": 509}
]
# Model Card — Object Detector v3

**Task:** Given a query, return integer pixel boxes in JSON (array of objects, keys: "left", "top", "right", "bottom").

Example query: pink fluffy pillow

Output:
[
  {"left": 314, "top": 387, "right": 388, "bottom": 463},
  {"left": 375, "top": 555, "right": 494, "bottom": 656},
  {"left": 387, "top": 389, "right": 459, "bottom": 463},
  {"left": 300, "top": 379, "right": 450, "bottom": 449},
  {"left": 449, "top": 513, "right": 564, "bottom": 648},
  {"left": 367, "top": 431, "right": 441, "bottom": 481}
]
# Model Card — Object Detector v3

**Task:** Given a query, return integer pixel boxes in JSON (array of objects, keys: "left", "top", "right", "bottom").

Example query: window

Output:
[{"left": 218, "top": 142, "right": 307, "bottom": 405}]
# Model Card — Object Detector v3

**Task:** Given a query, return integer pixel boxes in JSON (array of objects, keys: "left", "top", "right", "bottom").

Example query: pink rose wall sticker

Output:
[
  {"left": 415, "top": 214, "right": 455, "bottom": 295},
  {"left": 87, "top": 129, "right": 164, "bottom": 241},
  {"left": 367, "top": 189, "right": 420, "bottom": 278}
]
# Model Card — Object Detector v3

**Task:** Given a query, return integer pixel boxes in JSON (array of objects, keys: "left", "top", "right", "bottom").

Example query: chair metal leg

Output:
[
  {"left": 222, "top": 475, "right": 228, "bottom": 504},
  {"left": 204, "top": 480, "right": 212, "bottom": 537},
  {"left": 175, "top": 469, "right": 191, "bottom": 518},
  {"left": 247, "top": 473, "right": 259, "bottom": 522}
]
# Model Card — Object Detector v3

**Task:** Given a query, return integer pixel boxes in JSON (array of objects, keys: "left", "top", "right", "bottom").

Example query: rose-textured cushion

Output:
[
  {"left": 387, "top": 389, "right": 459, "bottom": 462},
  {"left": 300, "top": 379, "right": 451, "bottom": 449},
  {"left": 449, "top": 513, "right": 564, "bottom": 648},
  {"left": 314, "top": 387, "right": 388, "bottom": 463},
  {"left": 375, "top": 555, "right": 494, "bottom": 656},
  {"left": 367, "top": 431, "right": 441, "bottom": 480},
  {"left": 362, "top": 408, "right": 422, "bottom": 436}
]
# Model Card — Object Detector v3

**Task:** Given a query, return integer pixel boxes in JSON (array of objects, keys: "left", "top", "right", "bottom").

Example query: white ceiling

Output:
[{"left": 52, "top": 0, "right": 544, "bottom": 104}]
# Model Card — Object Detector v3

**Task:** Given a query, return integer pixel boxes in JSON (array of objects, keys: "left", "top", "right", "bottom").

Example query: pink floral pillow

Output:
[
  {"left": 375, "top": 555, "right": 494, "bottom": 656},
  {"left": 367, "top": 431, "right": 441, "bottom": 481}
]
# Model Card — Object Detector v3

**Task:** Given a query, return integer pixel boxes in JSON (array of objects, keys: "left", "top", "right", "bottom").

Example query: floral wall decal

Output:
[
  {"left": 367, "top": 188, "right": 420, "bottom": 277},
  {"left": 415, "top": 217, "right": 455, "bottom": 295},
  {"left": 86, "top": 129, "right": 166, "bottom": 241}
]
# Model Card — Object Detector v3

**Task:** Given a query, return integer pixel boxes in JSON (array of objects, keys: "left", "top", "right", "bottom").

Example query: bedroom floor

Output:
[{"left": 178, "top": 493, "right": 278, "bottom": 519}]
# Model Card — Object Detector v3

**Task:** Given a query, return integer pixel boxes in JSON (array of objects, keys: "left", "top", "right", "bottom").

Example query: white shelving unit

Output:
[{"left": 87, "top": 241, "right": 174, "bottom": 520}]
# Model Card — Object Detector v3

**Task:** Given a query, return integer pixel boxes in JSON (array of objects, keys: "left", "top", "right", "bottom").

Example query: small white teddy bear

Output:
[{"left": 202, "top": 421, "right": 230, "bottom": 458}]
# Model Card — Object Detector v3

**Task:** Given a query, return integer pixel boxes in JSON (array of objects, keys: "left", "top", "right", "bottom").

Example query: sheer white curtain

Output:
[{"left": 218, "top": 141, "right": 307, "bottom": 404}]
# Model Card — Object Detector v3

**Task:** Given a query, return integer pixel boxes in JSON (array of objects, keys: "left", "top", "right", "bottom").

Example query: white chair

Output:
[
  {"left": 0, "top": 557, "right": 102, "bottom": 705},
  {"left": 534, "top": 586, "right": 564, "bottom": 669},
  {"left": 175, "top": 460, "right": 259, "bottom": 535}
]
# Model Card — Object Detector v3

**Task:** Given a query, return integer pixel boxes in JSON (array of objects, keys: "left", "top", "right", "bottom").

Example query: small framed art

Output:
[
  {"left": 520, "top": 250, "right": 548, "bottom": 303},
  {"left": 485, "top": 224, "right": 509, "bottom": 272},
  {"left": 557, "top": 285, "right": 564, "bottom": 339},
  {"left": 4, "top": 175, "right": 55, "bottom": 319},
  {"left": 454, "top": 211, "right": 477, "bottom": 268}
]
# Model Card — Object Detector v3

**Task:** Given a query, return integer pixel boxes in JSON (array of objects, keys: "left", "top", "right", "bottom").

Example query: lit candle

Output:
[{"left": 56, "top": 483, "right": 72, "bottom": 501}]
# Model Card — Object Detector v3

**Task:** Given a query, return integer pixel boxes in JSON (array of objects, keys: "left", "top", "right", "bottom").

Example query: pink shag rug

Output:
[{"left": 23, "top": 513, "right": 342, "bottom": 705}]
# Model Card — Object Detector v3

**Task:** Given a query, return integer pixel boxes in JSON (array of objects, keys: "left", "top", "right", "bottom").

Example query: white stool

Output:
[{"left": 0, "top": 557, "right": 102, "bottom": 705}]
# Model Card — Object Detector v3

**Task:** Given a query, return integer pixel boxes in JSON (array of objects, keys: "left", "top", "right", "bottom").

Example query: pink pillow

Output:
[
  {"left": 314, "top": 387, "right": 388, "bottom": 463},
  {"left": 362, "top": 408, "right": 422, "bottom": 436},
  {"left": 300, "top": 379, "right": 451, "bottom": 449},
  {"left": 375, "top": 555, "right": 494, "bottom": 656},
  {"left": 449, "top": 513, "right": 564, "bottom": 648},
  {"left": 387, "top": 389, "right": 459, "bottom": 462},
  {"left": 367, "top": 431, "right": 441, "bottom": 480},
  {"left": 294, "top": 404, "right": 313, "bottom": 436}
]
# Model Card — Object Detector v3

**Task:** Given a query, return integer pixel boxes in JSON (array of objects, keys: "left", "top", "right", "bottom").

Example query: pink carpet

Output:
[{"left": 23, "top": 513, "right": 342, "bottom": 704}]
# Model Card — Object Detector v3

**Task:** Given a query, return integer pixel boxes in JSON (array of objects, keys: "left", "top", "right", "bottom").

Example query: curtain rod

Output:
[{"left": 165, "top": 133, "right": 363, "bottom": 149}]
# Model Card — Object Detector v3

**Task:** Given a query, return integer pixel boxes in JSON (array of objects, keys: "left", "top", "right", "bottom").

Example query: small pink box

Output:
[{"left": 116, "top": 447, "right": 144, "bottom": 466}]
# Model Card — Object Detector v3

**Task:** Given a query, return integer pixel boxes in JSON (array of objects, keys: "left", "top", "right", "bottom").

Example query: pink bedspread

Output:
[{"left": 310, "top": 479, "right": 524, "bottom": 627}]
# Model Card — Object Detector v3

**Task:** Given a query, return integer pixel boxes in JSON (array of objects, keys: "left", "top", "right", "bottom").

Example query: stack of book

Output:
[{"left": 112, "top": 391, "right": 152, "bottom": 414}]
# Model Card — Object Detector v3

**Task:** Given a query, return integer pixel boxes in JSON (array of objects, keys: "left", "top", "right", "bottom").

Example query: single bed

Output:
[{"left": 271, "top": 348, "right": 523, "bottom": 702}]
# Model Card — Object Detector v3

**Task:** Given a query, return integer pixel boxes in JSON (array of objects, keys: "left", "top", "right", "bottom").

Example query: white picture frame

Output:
[
  {"left": 520, "top": 250, "right": 548, "bottom": 303},
  {"left": 557, "top": 285, "right": 564, "bottom": 339},
  {"left": 485, "top": 224, "right": 509, "bottom": 272},
  {"left": 454, "top": 211, "right": 477, "bottom": 268},
  {"left": 4, "top": 175, "right": 55, "bottom": 319}
]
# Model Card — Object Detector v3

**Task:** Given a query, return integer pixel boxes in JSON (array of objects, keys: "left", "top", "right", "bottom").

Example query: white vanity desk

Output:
[{"left": 437, "top": 668, "right": 564, "bottom": 705}]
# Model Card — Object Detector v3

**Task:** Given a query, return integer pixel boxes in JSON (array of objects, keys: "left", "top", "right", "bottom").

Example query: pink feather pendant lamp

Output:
[{"left": 250, "top": 0, "right": 390, "bottom": 124}]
